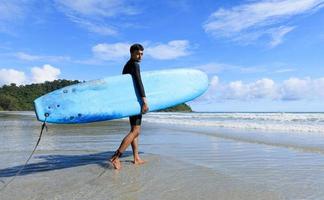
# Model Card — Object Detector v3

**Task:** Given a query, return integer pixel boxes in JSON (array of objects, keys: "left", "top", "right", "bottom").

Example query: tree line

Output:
[{"left": 0, "top": 80, "right": 80, "bottom": 111}]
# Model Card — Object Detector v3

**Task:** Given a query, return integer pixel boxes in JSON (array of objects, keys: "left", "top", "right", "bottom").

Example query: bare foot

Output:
[
  {"left": 110, "top": 157, "right": 122, "bottom": 170},
  {"left": 132, "top": 158, "right": 146, "bottom": 165}
]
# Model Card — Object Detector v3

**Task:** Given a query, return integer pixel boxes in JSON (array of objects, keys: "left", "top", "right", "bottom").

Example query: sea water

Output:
[{"left": 145, "top": 112, "right": 324, "bottom": 133}]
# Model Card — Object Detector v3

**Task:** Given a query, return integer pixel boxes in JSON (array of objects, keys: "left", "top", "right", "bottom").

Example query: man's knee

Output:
[
  {"left": 131, "top": 126, "right": 141, "bottom": 136},
  {"left": 131, "top": 125, "right": 141, "bottom": 131},
  {"left": 130, "top": 130, "right": 140, "bottom": 138}
]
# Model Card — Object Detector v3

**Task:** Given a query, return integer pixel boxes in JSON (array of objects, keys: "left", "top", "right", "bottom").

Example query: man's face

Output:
[{"left": 131, "top": 50, "right": 143, "bottom": 62}]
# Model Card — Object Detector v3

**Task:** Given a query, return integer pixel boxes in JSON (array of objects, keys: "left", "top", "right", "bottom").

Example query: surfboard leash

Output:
[{"left": 0, "top": 115, "right": 48, "bottom": 192}]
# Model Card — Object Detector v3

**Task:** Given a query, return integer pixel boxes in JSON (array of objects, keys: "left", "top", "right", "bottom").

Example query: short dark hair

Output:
[{"left": 130, "top": 43, "right": 144, "bottom": 53}]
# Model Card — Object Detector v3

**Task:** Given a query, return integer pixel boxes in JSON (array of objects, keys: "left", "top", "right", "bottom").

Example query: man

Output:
[{"left": 110, "top": 44, "right": 149, "bottom": 170}]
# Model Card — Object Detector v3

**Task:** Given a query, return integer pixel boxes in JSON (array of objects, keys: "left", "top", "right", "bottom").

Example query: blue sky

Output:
[{"left": 0, "top": 0, "right": 324, "bottom": 112}]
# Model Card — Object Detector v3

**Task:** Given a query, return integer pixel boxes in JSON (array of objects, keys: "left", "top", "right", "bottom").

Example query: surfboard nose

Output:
[
  {"left": 186, "top": 69, "right": 209, "bottom": 96},
  {"left": 34, "top": 99, "right": 46, "bottom": 122},
  {"left": 196, "top": 69, "right": 209, "bottom": 90}
]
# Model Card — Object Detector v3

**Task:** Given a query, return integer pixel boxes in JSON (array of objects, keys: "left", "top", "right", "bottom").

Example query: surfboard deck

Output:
[{"left": 34, "top": 68, "right": 208, "bottom": 124}]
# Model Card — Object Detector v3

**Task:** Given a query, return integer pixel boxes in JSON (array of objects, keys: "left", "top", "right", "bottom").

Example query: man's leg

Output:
[
  {"left": 110, "top": 125, "right": 141, "bottom": 169},
  {"left": 131, "top": 133, "right": 145, "bottom": 164}
]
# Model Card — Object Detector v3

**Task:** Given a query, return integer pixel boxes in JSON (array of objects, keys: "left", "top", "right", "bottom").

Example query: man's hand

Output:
[
  {"left": 141, "top": 97, "right": 149, "bottom": 114},
  {"left": 141, "top": 103, "right": 149, "bottom": 114}
]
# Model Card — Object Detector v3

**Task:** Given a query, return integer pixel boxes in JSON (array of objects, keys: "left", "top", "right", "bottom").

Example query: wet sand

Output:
[{"left": 0, "top": 153, "right": 276, "bottom": 200}]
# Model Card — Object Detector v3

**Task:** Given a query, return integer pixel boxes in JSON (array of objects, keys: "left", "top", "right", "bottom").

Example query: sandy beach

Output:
[
  {"left": 1, "top": 112, "right": 324, "bottom": 199},
  {"left": 0, "top": 153, "right": 276, "bottom": 200}
]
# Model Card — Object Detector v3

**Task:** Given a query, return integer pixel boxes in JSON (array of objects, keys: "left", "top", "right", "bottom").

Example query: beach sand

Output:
[
  {"left": 1, "top": 112, "right": 324, "bottom": 199},
  {"left": 0, "top": 153, "right": 276, "bottom": 200}
]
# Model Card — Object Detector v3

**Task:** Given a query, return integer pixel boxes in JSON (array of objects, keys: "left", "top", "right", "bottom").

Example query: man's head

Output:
[{"left": 130, "top": 43, "right": 144, "bottom": 62}]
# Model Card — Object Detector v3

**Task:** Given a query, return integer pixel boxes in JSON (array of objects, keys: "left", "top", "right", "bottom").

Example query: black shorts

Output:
[{"left": 129, "top": 114, "right": 142, "bottom": 126}]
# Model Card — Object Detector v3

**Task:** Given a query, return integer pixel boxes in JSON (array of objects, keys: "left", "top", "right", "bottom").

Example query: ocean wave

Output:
[
  {"left": 145, "top": 112, "right": 324, "bottom": 133},
  {"left": 149, "top": 112, "right": 324, "bottom": 122}
]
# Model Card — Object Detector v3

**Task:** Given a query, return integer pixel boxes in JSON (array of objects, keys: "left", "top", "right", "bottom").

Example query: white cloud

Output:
[
  {"left": 225, "top": 81, "right": 250, "bottom": 100},
  {"left": 92, "top": 43, "right": 130, "bottom": 61},
  {"left": 192, "top": 63, "right": 229, "bottom": 74},
  {"left": 55, "top": 0, "right": 138, "bottom": 17},
  {"left": 31, "top": 64, "right": 61, "bottom": 83},
  {"left": 80, "top": 22, "right": 117, "bottom": 36},
  {"left": 280, "top": 77, "right": 311, "bottom": 100},
  {"left": 274, "top": 68, "right": 296, "bottom": 73},
  {"left": 222, "top": 79, "right": 278, "bottom": 100},
  {"left": 0, "top": 68, "right": 26, "bottom": 86},
  {"left": 279, "top": 77, "right": 324, "bottom": 100},
  {"left": 313, "top": 78, "right": 324, "bottom": 98},
  {"left": 204, "top": 0, "right": 324, "bottom": 46},
  {"left": 210, "top": 76, "right": 219, "bottom": 88},
  {"left": 16, "top": 52, "right": 70, "bottom": 62},
  {"left": 16, "top": 52, "right": 40, "bottom": 61},
  {"left": 0, "top": 1, "right": 24, "bottom": 21},
  {"left": 268, "top": 26, "right": 295, "bottom": 47},
  {"left": 0, "top": 1, "right": 29, "bottom": 34},
  {"left": 240, "top": 66, "right": 268, "bottom": 74},
  {"left": 204, "top": 76, "right": 324, "bottom": 102},
  {"left": 167, "top": 0, "right": 191, "bottom": 12},
  {"left": 207, "top": 76, "right": 219, "bottom": 99},
  {"left": 146, "top": 40, "right": 191, "bottom": 60},
  {"left": 0, "top": 1, "right": 140, "bottom": 35},
  {"left": 0, "top": 65, "right": 61, "bottom": 86},
  {"left": 55, "top": 0, "right": 139, "bottom": 35},
  {"left": 66, "top": 15, "right": 117, "bottom": 36},
  {"left": 192, "top": 62, "right": 271, "bottom": 75},
  {"left": 92, "top": 40, "right": 191, "bottom": 61},
  {"left": 249, "top": 78, "right": 278, "bottom": 99}
]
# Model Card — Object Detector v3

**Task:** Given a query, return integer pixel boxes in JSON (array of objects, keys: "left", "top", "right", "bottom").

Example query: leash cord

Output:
[{"left": 0, "top": 118, "right": 48, "bottom": 192}]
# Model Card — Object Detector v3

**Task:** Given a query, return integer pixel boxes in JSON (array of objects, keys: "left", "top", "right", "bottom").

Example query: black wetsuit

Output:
[{"left": 122, "top": 59, "right": 146, "bottom": 125}]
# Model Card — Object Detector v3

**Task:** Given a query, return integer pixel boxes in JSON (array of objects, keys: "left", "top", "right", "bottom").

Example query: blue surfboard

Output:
[{"left": 34, "top": 68, "right": 208, "bottom": 124}]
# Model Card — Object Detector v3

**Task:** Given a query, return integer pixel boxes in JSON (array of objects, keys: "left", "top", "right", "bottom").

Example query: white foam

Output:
[{"left": 145, "top": 112, "right": 324, "bottom": 134}]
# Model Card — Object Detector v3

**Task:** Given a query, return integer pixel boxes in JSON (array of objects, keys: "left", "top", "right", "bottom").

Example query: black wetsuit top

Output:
[
  {"left": 122, "top": 59, "right": 145, "bottom": 125},
  {"left": 122, "top": 59, "right": 146, "bottom": 97}
]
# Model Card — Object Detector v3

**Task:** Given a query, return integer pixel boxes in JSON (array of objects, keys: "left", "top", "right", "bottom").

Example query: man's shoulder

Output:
[
  {"left": 128, "top": 59, "right": 139, "bottom": 66},
  {"left": 128, "top": 61, "right": 140, "bottom": 71},
  {"left": 123, "top": 60, "right": 140, "bottom": 74}
]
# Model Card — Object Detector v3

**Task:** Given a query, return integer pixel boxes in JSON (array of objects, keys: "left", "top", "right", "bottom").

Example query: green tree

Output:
[
  {"left": 159, "top": 103, "right": 192, "bottom": 112},
  {"left": 0, "top": 94, "right": 20, "bottom": 110},
  {"left": 0, "top": 80, "right": 80, "bottom": 111}
]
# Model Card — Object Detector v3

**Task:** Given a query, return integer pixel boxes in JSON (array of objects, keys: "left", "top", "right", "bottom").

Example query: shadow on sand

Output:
[{"left": 0, "top": 151, "right": 135, "bottom": 178}]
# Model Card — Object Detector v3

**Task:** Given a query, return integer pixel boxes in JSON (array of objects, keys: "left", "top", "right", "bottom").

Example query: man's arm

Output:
[
  {"left": 133, "top": 63, "right": 146, "bottom": 97},
  {"left": 133, "top": 63, "right": 149, "bottom": 113}
]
